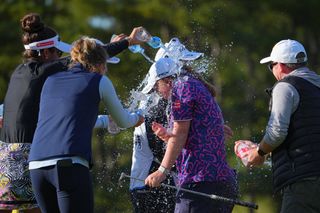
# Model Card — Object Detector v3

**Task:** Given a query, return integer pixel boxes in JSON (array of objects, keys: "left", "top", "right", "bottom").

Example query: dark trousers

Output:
[
  {"left": 174, "top": 180, "right": 238, "bottom": 213},
  {"left": 280, "top": 176, "right": 320, "bottom": 213},
  {"left": 130, "top": 187, "right": 176, "bottom": 213},
  {"left": 30, "top": 163, "right": 93, "bottom": 213}
]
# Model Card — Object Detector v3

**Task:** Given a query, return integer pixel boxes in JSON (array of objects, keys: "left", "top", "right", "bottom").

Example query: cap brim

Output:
[
  {"left": 56, "top": 41, "right": 72, "bottom": 53},
  {"left": 141, "top": 66, "right": 157, "bottom": 94},
  {"left": 260, "top": 56, "right": 272, "bottom": 64},
  {"left": 180, "top": 52, "right": 204, "bottom": 61},
  {"left": 107, "top": 57, "right": 120, "bottom": 64}
]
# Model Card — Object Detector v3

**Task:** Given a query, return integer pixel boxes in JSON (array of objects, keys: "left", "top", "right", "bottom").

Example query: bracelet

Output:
[
  {"left": 158, "top": 165, "right": 170, "bottom": 175},
  {"left": 257, "top": 144, "right": 267, "bottom": 156}
]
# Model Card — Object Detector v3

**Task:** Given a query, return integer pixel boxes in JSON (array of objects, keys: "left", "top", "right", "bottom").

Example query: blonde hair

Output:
[
  {"left": 70, "top": 36, "right": 108, "bottom": 72},
  {"left": 183, "top": 65, "right": 217, "bottom": 97}
]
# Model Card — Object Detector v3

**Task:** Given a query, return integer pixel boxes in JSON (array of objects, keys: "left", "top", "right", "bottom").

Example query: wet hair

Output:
[
  {"left": 20, "top": 13, "right": 59, "bottom": 61},
  {"left": 182, "top": 65, "right": 217, "bottom": 97},
  {"left": 70, "top": 36, "right": 108, "bottom": 72}
]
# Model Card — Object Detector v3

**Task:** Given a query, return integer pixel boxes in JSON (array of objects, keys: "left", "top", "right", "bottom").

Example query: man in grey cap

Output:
[{"left": 235, "top": 39, "right": 320, "bottom": 213}]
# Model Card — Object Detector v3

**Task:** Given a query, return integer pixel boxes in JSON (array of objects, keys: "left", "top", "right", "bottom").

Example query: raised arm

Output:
[{"left": 99, "top": 76, "right": 144, "bottom": 128}]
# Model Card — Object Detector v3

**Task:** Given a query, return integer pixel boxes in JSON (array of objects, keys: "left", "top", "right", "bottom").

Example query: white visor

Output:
[
  {"left": 154, "top": 37, "right": 204, "bottom": 62},
  {"left": 24, "top": 35, "right": 71, "bottom": 53}
]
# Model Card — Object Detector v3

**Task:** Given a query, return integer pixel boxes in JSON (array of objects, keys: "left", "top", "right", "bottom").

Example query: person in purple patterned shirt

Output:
[{"left": 144, "top": 57, "right": 238, "bottom": 213}]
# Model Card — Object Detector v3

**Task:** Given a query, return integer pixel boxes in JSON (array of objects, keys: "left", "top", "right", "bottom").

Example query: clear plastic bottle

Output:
[
  {"left": 107, "top": 116, "right": 121, "bottom": 135},
  {"left": 235, "top": 140, "right": 259, "bottom": 166},
  {"left": 235, "top": 142, "right": 250, "bottom": 166},
  {"left": 127, "top": 28, "right": 165, "bottom": 63},
  {"left": 147, "top": 36, "right": 162, "bottom": 49},
  {"left": 135, "top": 28, "right": 152, "bottom": 42},
  {"left": 135, "top": 28, "right": 164, "bottom": 49}
]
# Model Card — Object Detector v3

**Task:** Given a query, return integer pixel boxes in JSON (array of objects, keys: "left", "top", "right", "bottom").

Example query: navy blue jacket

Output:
[
  {"left": 29, "top": 63, "right": 101, "bottom": 163},
  {"left": 271, "top": 76, "right": 320, "bottom": 192}
]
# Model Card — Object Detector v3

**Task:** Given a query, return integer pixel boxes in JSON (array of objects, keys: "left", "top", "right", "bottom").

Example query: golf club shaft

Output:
[{"left": 119, "top": 173, "right": 258, "bottom": 210}]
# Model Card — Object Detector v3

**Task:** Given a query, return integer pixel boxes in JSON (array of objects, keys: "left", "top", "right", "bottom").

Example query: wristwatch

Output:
[
  {"left": 257, "top": 144, "right": 267, "bottom": 156},
  {"left": 158, "top": 165, "right": 170, "bottom": 175}
]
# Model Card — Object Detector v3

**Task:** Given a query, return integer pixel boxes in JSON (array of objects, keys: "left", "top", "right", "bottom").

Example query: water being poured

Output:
[
  {"left": 128, "top": 45, "right": 155, "bottom": 63},
  {"left": 105, "top": 90, "right": 161, "bottom": 135},
  {"left": 128, "top": 90, "right": 161, "bottom": 116},
  {"left": 126, "top": 36, "right": 209, "bottom": 119}
]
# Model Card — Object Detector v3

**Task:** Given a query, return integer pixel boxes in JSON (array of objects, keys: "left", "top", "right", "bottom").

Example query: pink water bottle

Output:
[{"left": 234, "top": 140, "right": 257, "bottom": 166}]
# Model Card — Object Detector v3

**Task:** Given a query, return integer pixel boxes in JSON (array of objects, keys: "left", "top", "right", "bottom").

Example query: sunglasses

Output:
[{"left": 268, "top": 62, "right": 278, "bottom": 72}]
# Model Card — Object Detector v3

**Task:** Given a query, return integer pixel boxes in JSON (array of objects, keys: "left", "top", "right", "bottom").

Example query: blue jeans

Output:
[{"left": 30, "top": 162, "right": 93, "bottom": 213}]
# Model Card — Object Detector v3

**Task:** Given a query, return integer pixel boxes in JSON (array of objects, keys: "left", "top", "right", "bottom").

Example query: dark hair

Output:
[
  {"left": 20, "top": 13, "right": 58, "bottom": 61},
  {"left": 182, "top": 65, "right": 217, "bottom": 97}
]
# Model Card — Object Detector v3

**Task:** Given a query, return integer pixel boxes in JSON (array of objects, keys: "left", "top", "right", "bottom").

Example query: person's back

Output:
[
  {"left": 28, "top": 36, "right": 144, "bottom": 213},
  {"left": 0, "top": 13, "right": 70, "bottom": 212},
  {"left": 29, "top": 65, "right": 102, "bottom": 162},
  {"left": 1, "top": 60, "right": 68, "bottom": 144}
]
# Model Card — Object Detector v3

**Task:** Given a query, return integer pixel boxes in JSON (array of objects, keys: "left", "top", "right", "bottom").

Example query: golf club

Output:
[{"left": 119, "top": 172, "right": 258, "bottom": 210}]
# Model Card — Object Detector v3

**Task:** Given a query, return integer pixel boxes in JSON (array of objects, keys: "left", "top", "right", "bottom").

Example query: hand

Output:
[
  {"left": 152, "top": 122, "right": 171, "bottom": 142},
  {"left": 145, "top": 170, "right": 166, "bottom": 188},
  {"left": 234, "top": 140, "right": 260, "bottom": 166},
  {"left": 246, "top": 148, "right": 266, "bottom": 167},
  {"left": 110, "top": 33, "right": 127, "bottom": 42},
  {"left": 223, "top": 124, "right": 233, "bottom": 140},
  {"left": 234, "top": 140, "right": 265, "bottom": 167},
  {"left": 127, "top": 26, "right": 146, "bottom": 46}
]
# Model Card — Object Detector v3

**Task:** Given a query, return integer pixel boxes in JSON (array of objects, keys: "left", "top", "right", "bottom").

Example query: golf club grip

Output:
[
  {"left": 233, "top": 199, "right": 259, "bottom": 209},
  {"left": 211, "top": 194, "right": 258, "bottom": 209}
]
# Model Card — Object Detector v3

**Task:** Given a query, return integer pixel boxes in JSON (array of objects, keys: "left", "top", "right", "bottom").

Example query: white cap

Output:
[
  {"left": 141, "top": 57, "right": 179, "bottom": 94},
  {"left": 260, "top": 39, "right": 307, "bottom": 64},
  {"left": 154, "top": 37, "right": 204, "bottom": 61},
  {"left": 93, "top": 38, "right": 120, "bottom": 64},
  {"left": 24, "top": 35, "right": 71, "bottom": 53}
]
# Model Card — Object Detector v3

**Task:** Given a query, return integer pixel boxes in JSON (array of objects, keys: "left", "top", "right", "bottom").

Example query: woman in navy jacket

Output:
[{"left": 29, "top": 36, "right": 144, "bottom": 213}]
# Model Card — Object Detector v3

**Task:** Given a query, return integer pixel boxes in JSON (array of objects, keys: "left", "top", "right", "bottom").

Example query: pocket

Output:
[{"left": 56, "top": 159, "right": 74, "bottom": 191}]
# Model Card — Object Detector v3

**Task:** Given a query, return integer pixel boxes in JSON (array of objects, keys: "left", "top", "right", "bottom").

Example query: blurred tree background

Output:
[{"left": 1, "top": 0, "right": 320, "bottom": 212}]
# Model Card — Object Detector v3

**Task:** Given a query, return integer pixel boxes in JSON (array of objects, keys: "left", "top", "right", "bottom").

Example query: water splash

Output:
[{"left": 127, "top": 90, "right": 161, "bottom": 115}]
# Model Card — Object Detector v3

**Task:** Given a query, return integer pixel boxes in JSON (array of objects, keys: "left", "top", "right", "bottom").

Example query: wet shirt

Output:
[{"left": 170, "top": 75, "right": 235, "bottom": 186}]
